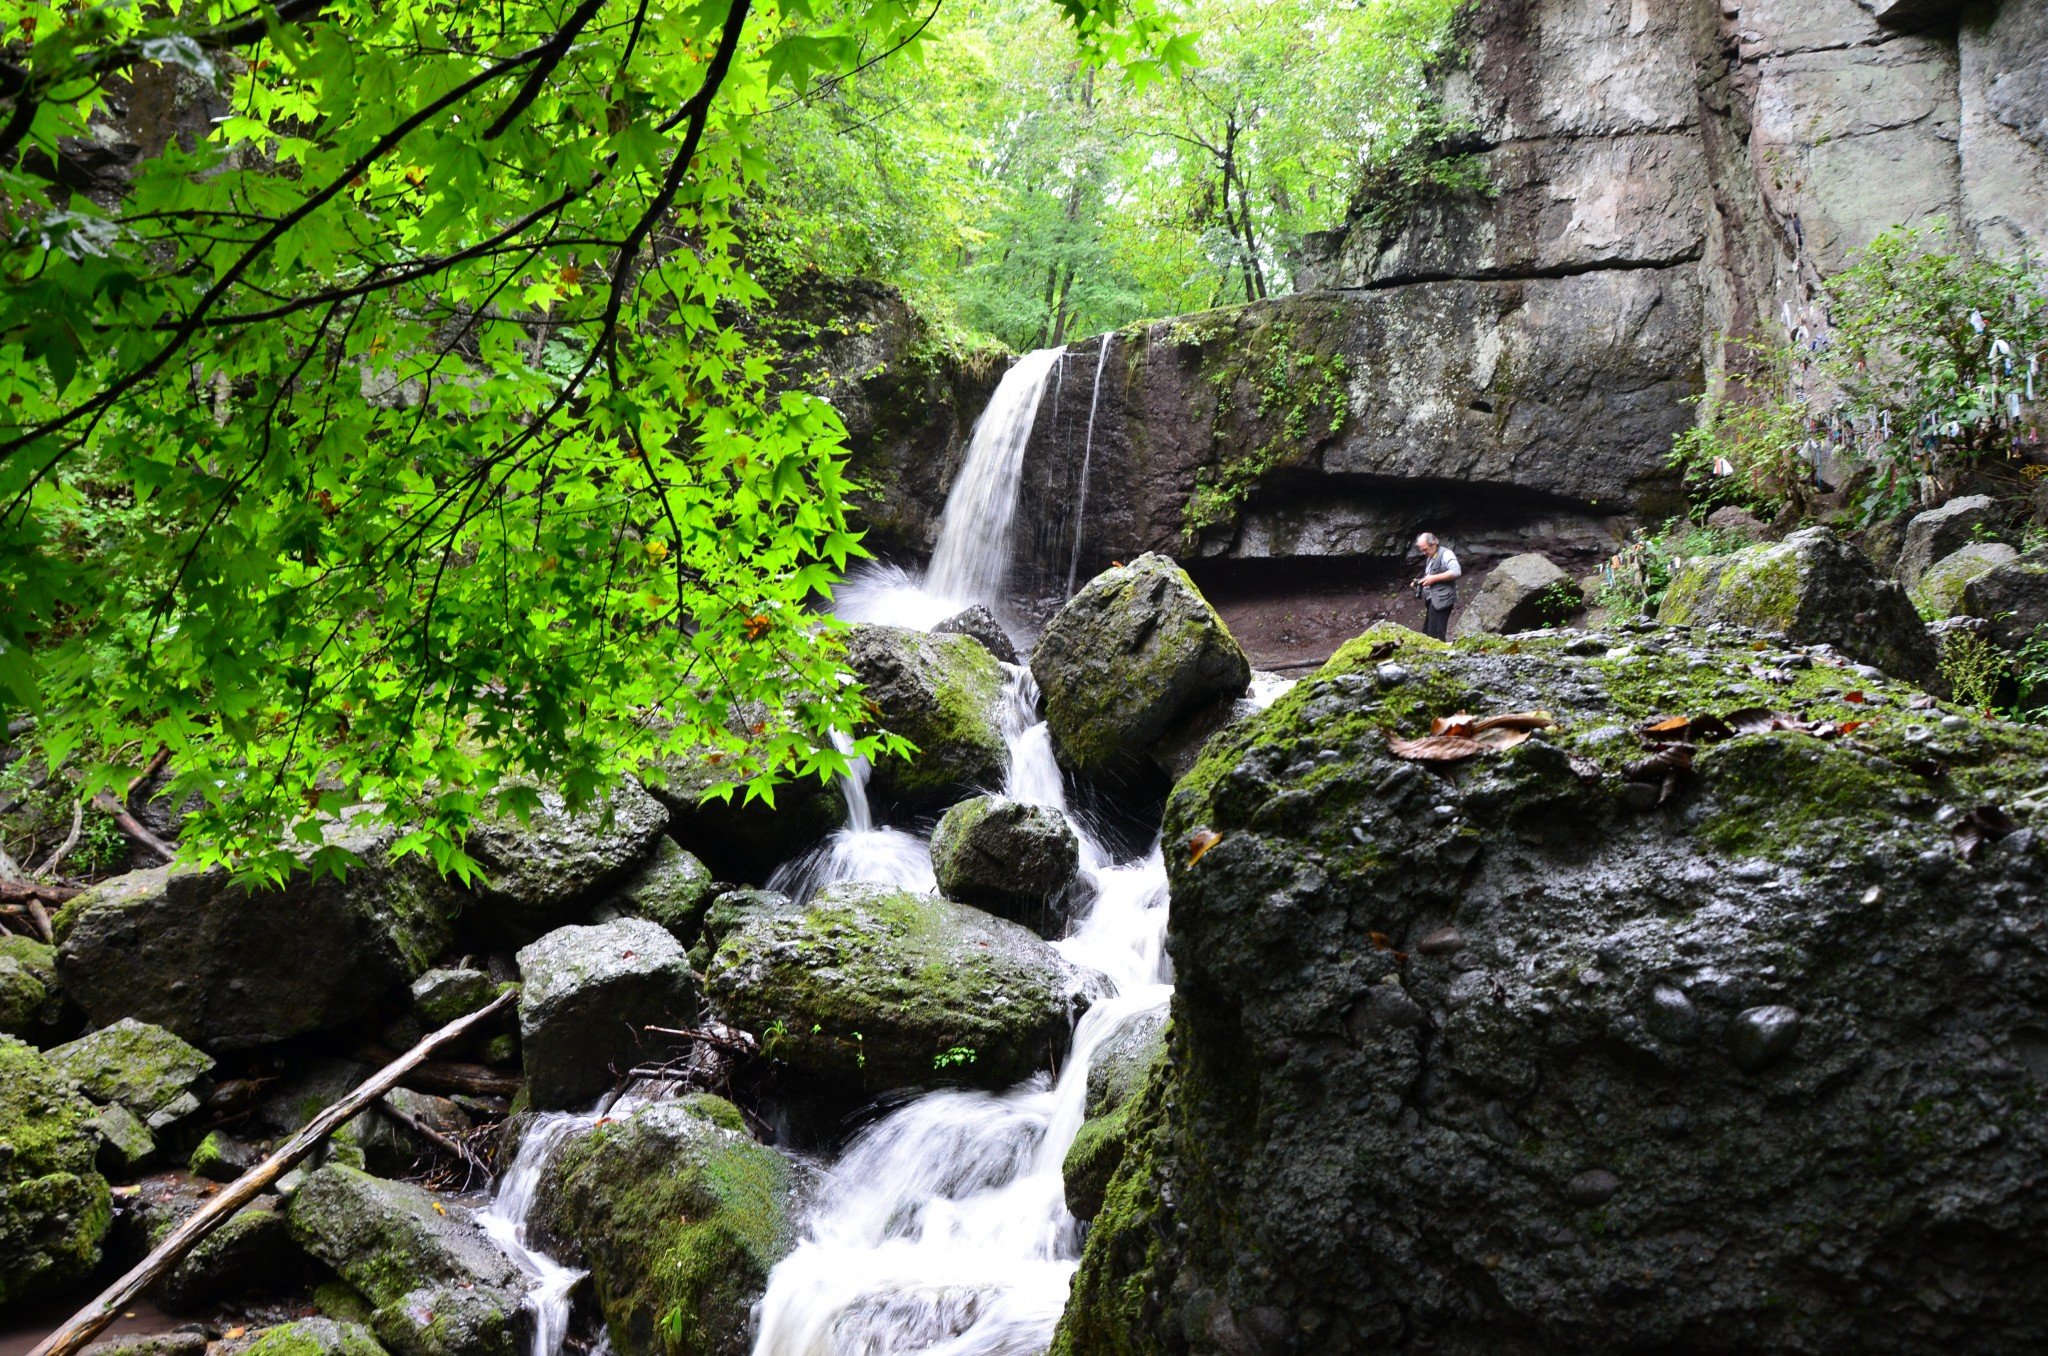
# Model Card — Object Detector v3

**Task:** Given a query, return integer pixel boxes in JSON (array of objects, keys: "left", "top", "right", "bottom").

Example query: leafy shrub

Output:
[
  {"left": 1940, "top": 630, "right": 2009, "bottom": 712},
  {"left": 1596, "top": 523, "right": 1757, "bottom": 620},
  {"left": 1668, "top": 341, "right": 1813, "bottom": 519}
]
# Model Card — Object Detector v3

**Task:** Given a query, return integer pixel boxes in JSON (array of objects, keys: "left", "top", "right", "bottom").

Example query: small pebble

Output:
[
  {"left": 1728, "top": 1004, "right": 1802, "bottom": 1072},
  {"left": 1647, "top": 982, "right": 1699, "bottom": 1045},
  {"left": 1417, "top": 927, "right": 1465, "bottom": 956},
  {"left": 1565, "top": 1169, "right": 1621, "bottom": 1206}
]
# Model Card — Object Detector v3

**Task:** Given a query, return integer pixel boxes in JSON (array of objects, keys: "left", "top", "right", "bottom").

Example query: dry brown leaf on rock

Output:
[
  {"left": 1430, "top": 713, "right": 1479, "bottom": 738},
  {"left": 1188, "top": 829, "right": 1222, "bottom": 865},
  {"left": 1473, "top": 727, "right": 1534, "bottom": 752},
  {"left": 1472, "top": 711, "right": 1556, "bottom": 733},
  {"left": 1387, "top": 734, "right": 1490, "bottom": 763}
]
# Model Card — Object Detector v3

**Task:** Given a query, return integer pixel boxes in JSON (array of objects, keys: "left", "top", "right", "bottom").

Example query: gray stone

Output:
[
  {"left": 1658, "top": 527, "right": 1942, "bottom": 692},
  {"left": 648, "top": 736, "right": 847, "bottom": 883},
  {"left": 706, "top": 882, "right": 1091, "bottom": 1096},
  {"left": 47, "top": 1019, "right": 213, "bottom": 1131},
  {"left": 90, "top": 1103, "right": 156, "bottom": 1175},
  {"left": 845, "top": 623, "right": 1008, "bottom": 814},
  {"left": 930, "top": 795, "right": 1083, "bottom": 939},
  {"left": 1911, "top": 541, "right": 2020, "bottom": 616},
  {"left": 54, "top": 819, "right": 461, "bottom": 1050},
  {"left": 409, "top": 969, "right": 498, "bottom": 1028},
  {"left": 464, "top": 779, "right": 669, "bottom": 940},
  {"left": 607, "top": 837, "right": 717, "bottom": 946},
  {"left": 0, "top": 1034, "right": 111, "bottom": 1307},
  {"left": 1728, "top": 1004, "right": 1804, "bottom": 1073},
  {"left": 0, "top": 936, "right": 60, "bottom": 1036},
  {"left": 1704, "top": 507, "right": 1769, "bottom": 539},
  {"left": 932, "top": 604, "right": 1020, "bottom": 664},
  {"left": 1564, "top": 1170, "right": 1621, "bottom": 1207},
  {"left": 1452, "top": 553, "right": 1582, "bottom": 638},
  {"left": 1898, "top": 494, "right": 2007, "bottom": 587},
  {"left": 134, "top": 1185, "right": 302, "bottom": 1311},
  {"left": 242, "top": 1319, "right": 389, "bottom": 1356},
  {"left": 1032, "top": 554, "right": 1251, "bottom": 785},
  {"left": 516, "top": 919, "right": 696, "bottom": 1110},
  {"left": 1057, "top": 623, "right": 2048, "bottom": 1355},
  {"left": 287, "top": 1165, "right": 522, "bottom": 1356},
  {"left": 1963, "top": 547, "right": 2048, "bottom": 652}
]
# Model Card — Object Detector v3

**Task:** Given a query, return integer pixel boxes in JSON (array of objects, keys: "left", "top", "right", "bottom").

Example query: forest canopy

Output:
[{"left": 0, "top": 0, "right": 1461, "bottom": 883}]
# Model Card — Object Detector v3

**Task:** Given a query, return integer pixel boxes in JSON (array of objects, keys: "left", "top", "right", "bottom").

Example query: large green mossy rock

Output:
[
  {"left": 47, "top": 1018, "right": 213, "bottom": 1131},
  {"left": 0, "top": 1035, "right": 111, "bottom": 1310},
  {"left": 1031, "top": 554, "right": 1251, "bottom": 784},
  {"left": 706, "top": 882, "right": 1090, "bottom": 1094},
  {"left": 1657, "top": 526, "right": 1941, "bottom": 691},
  {"left": 122, "top": 1175, "right": 304, "bottom": 1311},
  {"left": 516, "top": 918, "right": 696, "bottom": 1110},
  {"left": 845, "top": 623, "right": 1007, "bottom": 814},
  {"left": 288, "top": 1165, "right": 524, "bottom": 1356},
  {"left": 54, "top": 820, "right": 461, "bottom": 1049},
  {"left": 1062, "top": 1009, "right": 1167, "bottom": 1222},
  {"left": 464, "top": 779, "right": 670, "bottom": 941},
  {"left": 0, "top": 935, "right": 60, "bottom": 1036},
  {"left": 1911, "top": 541, "right": 2018, "bottom": 616},
  {"left": 532, "top": 1095, "right": 794, "bottom": 1356},
  {"left": 242, "top": 1318, "right": 390, "bottom": 1356},
  {"left": 930, "top": 794, "right": 1083, "bottom": 938},
  {"left": 1055, "top": 623, "right": 2048, "bottom": 1355}
]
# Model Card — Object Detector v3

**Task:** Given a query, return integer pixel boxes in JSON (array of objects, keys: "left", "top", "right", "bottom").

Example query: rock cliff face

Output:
[
  {"left": 1054, "top": 622, "right": 2048, "bottom": 1355},
  {"left": 888, "top": 0, "right": 2048, "bottom": 600}
]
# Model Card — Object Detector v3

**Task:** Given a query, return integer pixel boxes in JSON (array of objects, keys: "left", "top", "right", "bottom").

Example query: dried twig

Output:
[
  {"left": 33, "top": 799, "right": 83, "bottom": 878},
  {"left": 125, "top": 746, "right": 172, "bottom": 803},
  {"left": 90, "top": 791, "right": 175, "bottom": 862}
]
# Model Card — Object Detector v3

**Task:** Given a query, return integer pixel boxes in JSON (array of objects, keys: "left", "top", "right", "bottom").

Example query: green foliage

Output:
[
  {"left": 1595, "top": 522, "right": 1755, "bottom": 620},
  {"left": 1820, "top": 222, "right": 2048, "bottom": 520},
  {"left": 2014, "top": 627, "right": 2048, "bottom": 716},
  {"left": 0, "top": 0, "right": 1172, "bottom": 881},
  {"left": 933, "top": 1044, "right": 978, "bottom": 1069},
  {"left": 1670, "top": 341, "right": 1813, "bottom": 520},
  {"left": 1939, "top": 629, "right": 2008, "bottom": 712},
  {"left": 1528, "top": 581, "right": 1583, "bottom": 627}
]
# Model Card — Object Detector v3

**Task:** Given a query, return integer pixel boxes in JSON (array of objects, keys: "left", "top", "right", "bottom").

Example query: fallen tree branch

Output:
[
  {"left": 0, "top": 879, "right": 80, "bottom": 906},
  {"left": 30, "top": 988, "right": 518, "bottom": 1356},
  {"left": 90, "top": 791, "right": 175, "bottom": 863},
  {"left": 376, "top": 1093, "right": 487, "bottom": 1177},
  {"left": 351, "top": 1044, "right": 522, "bottom": 1097},
  {"left": 33, "top": 800, "right": 83, "bottom": 879},
  {"left": 125, "top": 746, "right": 172, "bottom": 803}
]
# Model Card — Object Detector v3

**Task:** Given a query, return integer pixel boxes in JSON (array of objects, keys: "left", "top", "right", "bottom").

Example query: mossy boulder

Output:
[
  {"left": 287, "top": 1164, "right": 523, "bottom": 1356},
  {"left": 54, "top": 820, "right": 461, "bottom": 1049},
  {"left": 1897, "top": 493, "right": 2007, "bottom": 586},
  {"left": 0, "top": 1035, "right": 111, "bottom": 1310},
  {"left": 1911, "top": 541, "right": 2019, "bottom": 616},
  {"left": 1062, "top": 1009, "right": 1167, "bottom": 1221},
  {"left": 648, "top": 744, "right": 847, "bottom": 882},
  {"left": 531, "top": 1095, "right": 794, "bottom": 1356},
  {"left": 48, "top": 1018, "right": 213, "bottom": 1131},
  {"left": 845, "top": 623, "right": 1008, "bottom": 814},
  {"left": 608, "top": 837, "right": 718, "bottom": 946},
  {"left": 464, "top": 778, "right": 669, "bottom": 941},
  {"left": 1963, "top": 546, "right": 2048, "bottom": 652},
  {"left": 122, "top": 1176, "right": 304, "bottom": 1311},
  {"left": 1451, "top": 552, "right": 1582, "bottom": 637},
  {"left": 930, "top": 795, "right": 1084, "bottom": 938},
  {"left": 1656, "top": 525, "right": 1941, "bottom": 690},
  {"left": 932, "top": 603, "right": 1021, "bottom": 664},
  {"left": 516, "top": 918, "right": 696, "bottom": 1110},
  {"left": 1031, "top": 554, "right": 1251, "bottom": 785},
  {"left": 0, "top": 935, "right": 61, "bottom": 1036},
  {"left": 242, "top": 1318, "right": 390, "bottom": 1356},
  {"left": 1057, "top": 623, "right": 2048, "bottom": 1355},
  {"left": 686, "top": 888, "right": 800, "bottom": 972},
  {"left": 706, "top": 882, "right": 1092, "bottom": 1095},
  {"left": 409, "top": 968, "right": 498, "bottom": 1028}
]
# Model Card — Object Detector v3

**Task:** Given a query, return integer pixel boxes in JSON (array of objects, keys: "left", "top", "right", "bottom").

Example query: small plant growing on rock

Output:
[
  {"left": 1940, "top": 630, "right": 2009, "bottom": 712},
  {"left": 933, "top": 1046, "right": 978, "bottom": 1070}
]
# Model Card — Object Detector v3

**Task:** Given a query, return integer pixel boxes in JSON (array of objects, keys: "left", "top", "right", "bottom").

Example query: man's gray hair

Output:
[{"left": 1416, "top": 531, "right": 1439, "bottom": 550}]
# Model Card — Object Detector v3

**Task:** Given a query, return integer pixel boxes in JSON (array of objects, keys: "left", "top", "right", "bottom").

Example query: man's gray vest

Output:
[{"left": 1424, "top": 550, "right": 1458, "bottom": 610}]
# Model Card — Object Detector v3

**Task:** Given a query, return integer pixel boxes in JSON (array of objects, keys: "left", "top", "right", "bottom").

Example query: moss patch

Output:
[{"left": 0, "top": 1035, "right": 112, "bottom": 1306}]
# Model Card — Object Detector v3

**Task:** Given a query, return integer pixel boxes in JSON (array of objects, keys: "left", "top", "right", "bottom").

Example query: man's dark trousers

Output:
[{"left": 1424, "top": 603, "right": 1452, "bottom": 640}]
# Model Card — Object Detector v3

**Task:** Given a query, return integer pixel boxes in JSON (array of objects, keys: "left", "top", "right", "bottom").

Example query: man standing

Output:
[{"left": 1413, "top": 532, "right": 1462, "bottom": 640}]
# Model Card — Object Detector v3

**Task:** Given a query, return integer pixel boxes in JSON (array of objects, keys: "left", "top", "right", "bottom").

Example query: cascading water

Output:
[
  {"left": 1064, "top": 336, "right": 1113, "bottom": 598},
  {"left": 477, "top": 1112, "right": 605, "bottom": 1356}
]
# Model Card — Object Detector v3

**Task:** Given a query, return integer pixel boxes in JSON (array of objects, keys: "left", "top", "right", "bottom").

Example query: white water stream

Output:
[{"left": 481, "top": 345, "right": 1188, "bottom": 1356}]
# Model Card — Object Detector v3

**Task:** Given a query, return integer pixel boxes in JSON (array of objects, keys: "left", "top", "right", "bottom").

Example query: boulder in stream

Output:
[
  {"left": 605, "top": 836, "right": 718, "bottom": 946},
  {"left": 516, "top": 918, "right": 696, "bottom": 1110},
  {"left": 1031, "top": 554, "right": 1251, "bottom": 785},
  {"left": 1062, "top": 1009, "right": 1167, "bottom": 1222},
  {"left": 464, "top": 779, "right": 670, "bottom": 941},
  {"left": 47, "top": 1018, "right": 213, "bottom": 1132},
  {"left": 930, "top": 794, "right": 1084, "bottom": 938},
  {"left": 241, "top": 1318, "right": 391, "bottom": 1356},
  {"left": 0, "top": 934, "right": 61, "bottom": 1037},
  {"left": 288, "top": 1164, "right": 525, "bottom": 1356},
  {"left": 706, "top": 882, "right": 1093, "bottom": 1095},
  {"left": 0, "top": 1034, "right": 111, "bottom": 1310},
  {"left": 532, "top": 1095, "right": 795, "bottom": 1356},
  {"left": 932, "top": 604, "right": 1021, "bottom": 664},
  {"left": 54, "top": 819, "right": 461, "bottom": 1049},
  {"left": 649, "top": 742, "right": 848, "bottom": 882},
  {"left": 1451, "top": 552, "right": 1582, "bottom": 637},
  {"left": 1657, "top": 526, "right": 1941, "bottom": 690},
  {"left": 845, "top": 623, "right": 1009, "bottom": 814},
  {"left": 1056, "top": 622, "right": 2048, "bottom": 1355}
]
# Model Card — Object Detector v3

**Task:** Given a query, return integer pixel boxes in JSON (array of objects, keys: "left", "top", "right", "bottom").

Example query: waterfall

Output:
[
  {"left": 769, "top": 731, "right": 936, "bottom": 903},
  {"left": 477, "top": 1111, "right": 604, "bottom": 1356},
  {"left": 1064, "top": 336, "right": 1113, "bottom": 598},
  {"left": 924, "top": 347, "right": 1067, "bottom": 610}
]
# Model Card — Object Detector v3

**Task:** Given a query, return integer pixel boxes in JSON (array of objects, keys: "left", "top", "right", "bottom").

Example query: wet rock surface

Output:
[
  {"left": 1056, "top": 623, "right": 2048, "bottom": 1355},
  {"left": 48, "top": 1018, "right": 214, "bottom": 1132},
  {"left": 516, "top": 918, "right": 696, "bottom": 1110},
  {"left": 605, "top": 837, "right": 718, "bottom": 946},
  {"left": 845, "top": 623, "right": 1009, "bottom": 814},
  {"left": 53, "top": 820, "right": 461, "bottom": 1049},
  {"left": 1659, "top": 526, "right": 1942, "bottom": 691},
  {"left": 930, "top": 794, "right": 1083, "bottom": 938},
  {"left": 1897, "top": 494, "right": 2009, "bottom": 587},
  {"left": 464, "top": 780, "right": 669, "bottom": 941},
  {"left": 1032, "top": 554, "right": 1251, "bottom": 786},
  {"left": 932, "top": 604, "right": 1021, "bottom": 664},
  {"left": 0, "top": 1034, "right": 111, "bottom": 1309},
  {"left": 531, "top": 1095, "right": 795, "bottom": 1356},
  {"left": 705, "top": 881, "right": 1092, "bottom": 1095}
]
